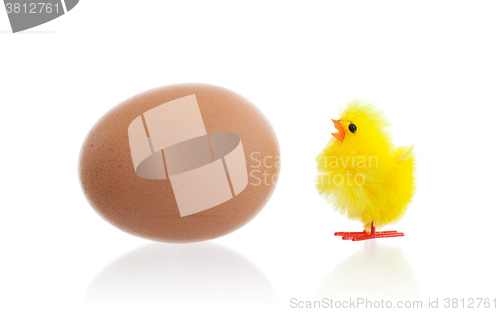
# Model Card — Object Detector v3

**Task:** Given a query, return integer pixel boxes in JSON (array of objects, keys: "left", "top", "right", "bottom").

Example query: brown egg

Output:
[{"left": 79, "top": 83, "right": 280, "bottom": 243}]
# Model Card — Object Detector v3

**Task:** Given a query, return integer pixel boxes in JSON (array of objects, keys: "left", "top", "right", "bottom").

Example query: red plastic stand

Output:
[{"left": 334, "top": 222, "right": 404, "bottom": 241}]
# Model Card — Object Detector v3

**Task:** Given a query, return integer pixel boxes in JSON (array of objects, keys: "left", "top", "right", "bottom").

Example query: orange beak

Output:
[{"left": 331, "top": 119, "right": 345, "bottom": 142}]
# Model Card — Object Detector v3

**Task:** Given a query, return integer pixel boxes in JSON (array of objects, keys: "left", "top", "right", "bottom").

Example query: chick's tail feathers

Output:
[{"left": 395, "top": 145, "right": 414, "bottom": 162}]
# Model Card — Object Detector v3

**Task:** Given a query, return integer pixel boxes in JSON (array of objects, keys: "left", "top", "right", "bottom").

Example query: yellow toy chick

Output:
[{"left": 316, "top": 100, "right": 416, "bottom": 241}]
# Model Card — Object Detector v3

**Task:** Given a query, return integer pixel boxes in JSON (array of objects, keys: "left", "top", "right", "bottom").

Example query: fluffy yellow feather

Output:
[{"left": 316, "top": 100, "right": 416, "bottom": 234}]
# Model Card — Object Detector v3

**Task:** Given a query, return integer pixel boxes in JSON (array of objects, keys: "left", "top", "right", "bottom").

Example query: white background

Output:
[{"left": 1, "top": 1, "right": 499, "bottom": 311}]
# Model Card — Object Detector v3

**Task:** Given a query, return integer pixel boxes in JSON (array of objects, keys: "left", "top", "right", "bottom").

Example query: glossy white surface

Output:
[{"left": 1, "top": 1, "right": 499, "bottom": 311}]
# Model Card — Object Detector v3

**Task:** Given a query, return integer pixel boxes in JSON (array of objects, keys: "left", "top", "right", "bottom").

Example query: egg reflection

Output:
[{"left": 85, "top": 243, "right": 277, "bottom": 311}]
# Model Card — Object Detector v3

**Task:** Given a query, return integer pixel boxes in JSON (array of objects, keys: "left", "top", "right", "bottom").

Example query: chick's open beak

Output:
[{"left": 331, "top": 119, "right": 345, "bottom": 142}]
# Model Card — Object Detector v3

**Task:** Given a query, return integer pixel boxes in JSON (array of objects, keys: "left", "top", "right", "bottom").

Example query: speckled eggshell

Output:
[{"left": 79, "top": 83, "right": 280, "bottom": 243}]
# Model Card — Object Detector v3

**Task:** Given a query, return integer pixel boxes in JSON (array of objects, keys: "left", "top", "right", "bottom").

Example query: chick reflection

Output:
[
  {"left": 319, "top": 241, "right": 418, "bottom": 299},
  {"left": 85, "top": 243, "right": 276, "bottom": 309}
]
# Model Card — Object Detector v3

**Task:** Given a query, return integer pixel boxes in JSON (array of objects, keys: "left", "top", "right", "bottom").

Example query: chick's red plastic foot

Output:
[{"left": 334, "top": 223, "right": 404, "bottom": 241}]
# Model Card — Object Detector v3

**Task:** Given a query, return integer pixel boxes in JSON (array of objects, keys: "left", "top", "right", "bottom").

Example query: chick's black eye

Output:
[{"left": 349, "top": 123, "right": 357, "bottom": 133}]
